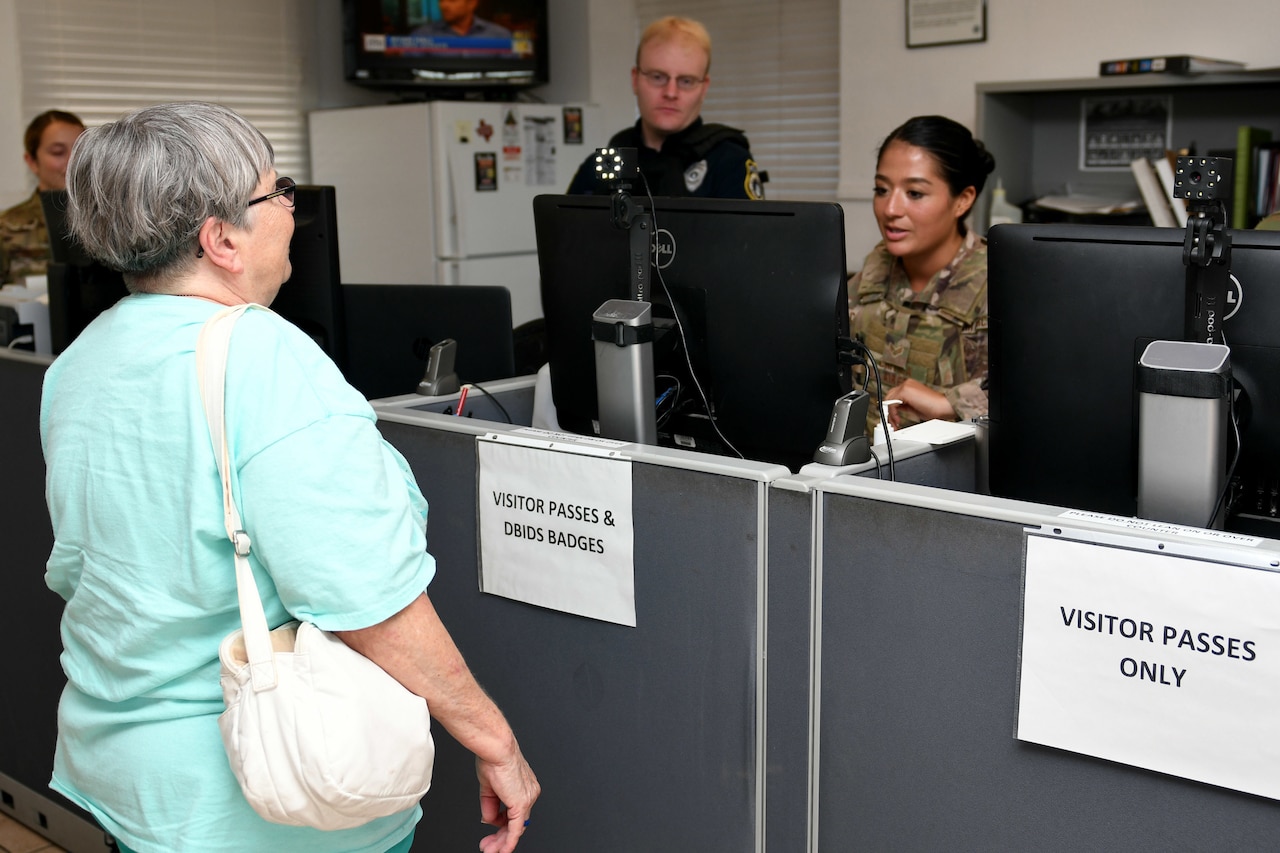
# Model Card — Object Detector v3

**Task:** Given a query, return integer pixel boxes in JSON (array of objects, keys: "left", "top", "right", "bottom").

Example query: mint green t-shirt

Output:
[{"left": 40, "top": 294, "right": 435, "bottom": 853}]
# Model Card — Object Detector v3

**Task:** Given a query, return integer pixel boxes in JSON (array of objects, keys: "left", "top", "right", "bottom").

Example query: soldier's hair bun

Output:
[{"left": 878, "top": 115, "right": 996, "bottom": 198}]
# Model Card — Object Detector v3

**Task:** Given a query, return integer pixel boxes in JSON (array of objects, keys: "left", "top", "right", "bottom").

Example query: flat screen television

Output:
[
  {"left": 987, "top": 222, "right": 1280, "bottom": 536},
  {"left": 534, "top": 194, "right": 850, "bottom": 471},
  {"left": 343, "top": 0, "right": 549, "bottom": 92}
]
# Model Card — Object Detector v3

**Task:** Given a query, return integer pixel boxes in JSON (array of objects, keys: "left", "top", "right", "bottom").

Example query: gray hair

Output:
[{"left": 65, "top": 101, "right": 275, "bottom": 291}]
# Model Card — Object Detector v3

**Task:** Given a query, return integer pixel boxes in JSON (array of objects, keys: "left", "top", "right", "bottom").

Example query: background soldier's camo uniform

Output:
[
  {"left": 0, "top": 191, "right": 52, "bottom": 284},
  {"left": 847, "top": 229, "right": 988, "bottom": 436}
]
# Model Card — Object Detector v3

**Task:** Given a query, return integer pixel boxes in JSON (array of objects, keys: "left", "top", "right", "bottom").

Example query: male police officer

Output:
[{"left": 567, "top": 17, "right": 764, "bottom": 200}]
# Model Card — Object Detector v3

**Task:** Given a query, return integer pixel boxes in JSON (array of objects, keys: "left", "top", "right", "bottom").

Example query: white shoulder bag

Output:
[{"left": 196, "top": 304, "right": 434, "bottom": 831}]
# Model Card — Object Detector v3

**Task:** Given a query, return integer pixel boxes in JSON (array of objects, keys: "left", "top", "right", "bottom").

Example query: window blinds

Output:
[
  {"left": 16, "top": 0, "right": 310, "bottom": 180},
  {"left": 634, "top": 0, "right": 839, "bottom": 201}
]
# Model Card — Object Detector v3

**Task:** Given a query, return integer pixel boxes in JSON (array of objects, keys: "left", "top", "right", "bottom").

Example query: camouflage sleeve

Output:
[
  {"left": 938, "top": 312, "right": 988, "bottom": 420},
  {"left": 944, "top": 377, "right": 988, "bottom": 421}
]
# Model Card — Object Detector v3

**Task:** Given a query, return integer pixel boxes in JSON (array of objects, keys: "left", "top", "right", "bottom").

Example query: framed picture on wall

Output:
[
  {"left": 1079, "top": 96, "right": 1173, "bottom": 170},
  {"left": 906, "top": 0, "right": 986, "bottom": 48}
]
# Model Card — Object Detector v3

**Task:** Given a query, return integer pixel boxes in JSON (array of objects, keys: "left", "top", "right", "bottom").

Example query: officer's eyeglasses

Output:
[{"left": 637, "top": 69, "right": 705, "bottom": 92}]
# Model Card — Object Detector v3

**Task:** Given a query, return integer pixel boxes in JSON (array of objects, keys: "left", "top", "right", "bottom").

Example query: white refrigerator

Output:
[{"left": 308, "top": 100, "right": 599, "bottom": 328}]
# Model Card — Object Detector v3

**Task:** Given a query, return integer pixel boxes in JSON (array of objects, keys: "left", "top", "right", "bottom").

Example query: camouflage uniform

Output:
[
  {"left": 847, "top": 229, "right": 988, "bottom": 435},
  {"left": 0, "top": 191, "right": 51, "bottom": 285}
]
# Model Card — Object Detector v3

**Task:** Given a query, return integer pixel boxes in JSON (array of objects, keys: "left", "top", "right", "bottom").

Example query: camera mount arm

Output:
[
  {"left": 592, "top": 147, "right": 651, "bottom": 302},
  {"left": 1174, "top": 156, "right": 1233, "bottom": 344}
]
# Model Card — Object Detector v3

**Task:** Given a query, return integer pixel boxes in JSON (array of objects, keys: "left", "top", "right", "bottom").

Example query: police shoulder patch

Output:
[{"left": 744, "top": 159, "right": 765, "bottom": 200}]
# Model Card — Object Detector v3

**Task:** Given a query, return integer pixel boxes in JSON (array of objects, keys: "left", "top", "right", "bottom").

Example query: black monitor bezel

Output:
[{"left": 534, "top": 193, "right": 851, "bottom": 471}]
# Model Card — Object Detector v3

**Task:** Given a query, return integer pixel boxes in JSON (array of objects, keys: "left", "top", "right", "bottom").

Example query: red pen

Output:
[{"left": 455, "top": 384, "right": 470, "bottom": 417}]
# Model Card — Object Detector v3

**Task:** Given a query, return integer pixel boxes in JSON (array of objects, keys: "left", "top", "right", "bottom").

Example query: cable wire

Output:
[
  {"left": 640, "top": 174, "right": 743, "bottom": 459},
  {"left": 465, "top": 381, "right": 513, "bottom": 423}
]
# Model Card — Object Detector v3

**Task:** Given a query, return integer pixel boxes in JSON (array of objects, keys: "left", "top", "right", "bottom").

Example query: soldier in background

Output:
[
  {"left": 848, "top": 115, "right": 996, "bottom": 436},
  {"left": 0, "top": 109, "right": 85, "bottom": 284},
  {"left": 566, "top": 16, "right": 764, "bottom": 200}
]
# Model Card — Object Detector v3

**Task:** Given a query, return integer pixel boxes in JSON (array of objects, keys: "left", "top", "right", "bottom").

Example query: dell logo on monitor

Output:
[{"left": 652, "top": 229, "right": 676, "bottom": 270}]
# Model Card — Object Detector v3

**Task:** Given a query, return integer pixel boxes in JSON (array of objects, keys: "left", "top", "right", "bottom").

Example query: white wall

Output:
[
  {"left": 0, "top": 0, "right": 27, "bottom": 210},
  {"left": 837, "top": 0, "right": 1280, "bottom": 263},
  {"left": 537, "top": 0, "right": 637, "bottom": 148}
]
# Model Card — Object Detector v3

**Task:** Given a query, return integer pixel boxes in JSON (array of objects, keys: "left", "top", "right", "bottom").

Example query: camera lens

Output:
[{"left": 1189, "top": 171, "right": 1203, "bottom": 184}]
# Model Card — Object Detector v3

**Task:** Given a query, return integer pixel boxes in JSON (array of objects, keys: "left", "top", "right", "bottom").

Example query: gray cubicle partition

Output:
[
  {"left": 373, "top": 396, "right": 794, "bottom": 852},
  {"left": 811, "top": 476, "right": 1280, "bottom": 851},
  {"left": 0, "top": 350, "right": 113, "bottom": 853}
]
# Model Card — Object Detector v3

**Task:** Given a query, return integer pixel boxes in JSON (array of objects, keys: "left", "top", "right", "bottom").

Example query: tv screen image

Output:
[
  {"left": 534, "top": 194, "right": 850, "bottom": 471},
  {"left": 987, "top": 222, "right": 1280, "bottom": 536},
  {"left": 344, "top": 0, "right": 549, "bottom": 91}
]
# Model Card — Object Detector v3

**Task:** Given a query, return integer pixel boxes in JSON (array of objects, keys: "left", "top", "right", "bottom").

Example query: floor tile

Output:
[{"left": 0, "top": 812, "right": 65, "bottom": 853}]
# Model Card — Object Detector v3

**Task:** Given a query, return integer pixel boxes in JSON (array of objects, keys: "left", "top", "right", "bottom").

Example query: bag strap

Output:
[{"left": 195, "top": 303, "right": 279, "bottom": 692}]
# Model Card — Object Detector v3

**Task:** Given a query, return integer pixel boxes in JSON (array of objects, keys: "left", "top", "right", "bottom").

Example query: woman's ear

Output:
[
  {"left": 953, "top": 185, "right": 978, "bottom": 221},
  {"left": 197, "top": 216, "right": 244, "bottom": 275}
]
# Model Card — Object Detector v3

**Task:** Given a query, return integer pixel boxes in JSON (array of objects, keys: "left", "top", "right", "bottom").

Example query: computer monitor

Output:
[
  {"left": 987, "top": 222, "right": 1280, "bottom": 536},
  {"left": 342, "top": 284, "right": 516, "bottom": 400},
  {"left": 40, "top": 190, "right": 129, "bottom": 354},
  {"left": 534, "top": 194, "right": 850, "bottom": 471},
  {"left": 40, "top": 186, "right": 343, "bottom": 358},
  {"left": 269, "top": 185, "right": 345, "bottom": 367}
]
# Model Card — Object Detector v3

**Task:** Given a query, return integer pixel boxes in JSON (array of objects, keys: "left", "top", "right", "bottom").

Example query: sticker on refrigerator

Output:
[
  {"left": 563, "top": 107, "right": 584, "bottom": 144},
  {"left": 524, "top": 115, "right": 557, "bottom": 186},
  {"left": 474, "top": 151, "right": 497, "bottom": 192},
  {"left": 502, "top": 109, "right": 520, "bottom": 150},
  {"left": 502, "top": 109, "right": 524, "bottom": 183},
  {"left": 454, "top": 119, "right": 473, "bottom": 144}
]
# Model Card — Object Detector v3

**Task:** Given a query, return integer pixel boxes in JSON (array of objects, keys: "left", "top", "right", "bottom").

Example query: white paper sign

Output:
[
  {"left": 477, "top": 435, "right": 635, "bottom": 626},
  {"left": 1018, "top": 534, "right": 1280, "bottom": 800}
]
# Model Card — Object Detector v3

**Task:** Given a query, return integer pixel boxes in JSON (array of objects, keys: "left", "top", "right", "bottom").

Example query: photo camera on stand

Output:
[
  {"left": 1173, "top": 156, "right": 1233, "bottom": 203},
  {"left": 591, "top": 147, "right": 639, "bottom": 185}
]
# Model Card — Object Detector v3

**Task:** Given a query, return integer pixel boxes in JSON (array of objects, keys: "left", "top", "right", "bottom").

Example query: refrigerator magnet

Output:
[
  {"left": 474, "top": 151, "right": 498, "bottom": 191},
  {"left": 563, "top": 107, "right": 584, "bottom": 144}
]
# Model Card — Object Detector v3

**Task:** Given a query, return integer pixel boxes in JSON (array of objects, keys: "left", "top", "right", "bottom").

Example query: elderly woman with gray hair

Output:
[{"left": 40, "top": 101, "right": 538, "bottom": 853}]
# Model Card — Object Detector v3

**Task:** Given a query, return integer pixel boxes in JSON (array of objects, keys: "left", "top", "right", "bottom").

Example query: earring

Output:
[{"left": 196, "top": 247, "right": 204, "bottom": 258}]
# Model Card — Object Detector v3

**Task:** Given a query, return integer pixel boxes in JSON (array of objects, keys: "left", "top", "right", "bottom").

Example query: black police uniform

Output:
[{"left": 567, "top": 118, "right": 765, "bottom": 200}]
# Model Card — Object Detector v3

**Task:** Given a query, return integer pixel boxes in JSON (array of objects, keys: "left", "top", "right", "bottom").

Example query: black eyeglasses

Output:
[{"left": 247, "top": 176, "right": 296, "bottom": 209}]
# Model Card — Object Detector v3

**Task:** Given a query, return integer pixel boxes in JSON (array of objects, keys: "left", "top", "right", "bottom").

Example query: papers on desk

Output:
[
  {"left": 887, "top": 419, "right": 976, "bottom": 446},
  {"left": 1033, "top": 194, "right": 1143, "bottom": 215}
]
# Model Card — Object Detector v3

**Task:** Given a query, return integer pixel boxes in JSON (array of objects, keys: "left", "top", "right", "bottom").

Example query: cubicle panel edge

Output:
[
  {"left": 377, "top": 418, "right": 779, "bottom": 852},
  {"left": 812, "top": 478, "right": 1280, "bottom": 851}
]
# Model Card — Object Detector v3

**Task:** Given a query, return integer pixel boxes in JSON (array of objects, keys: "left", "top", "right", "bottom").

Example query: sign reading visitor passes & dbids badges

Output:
[
  {"left": 476, "top": 432, "right": 635, "bottom": 626},
  {"left": 1017, "top": 533, "right": 1280, "bottom": 800}
]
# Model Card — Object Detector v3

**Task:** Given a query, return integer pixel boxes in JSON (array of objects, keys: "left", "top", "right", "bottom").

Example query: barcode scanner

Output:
[{"left": 812, "top": 390, "right": 872, "bottom": 466}]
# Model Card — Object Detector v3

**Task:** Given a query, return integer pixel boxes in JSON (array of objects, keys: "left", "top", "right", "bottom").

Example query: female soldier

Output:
[{"left": 848, "top": 115, "right": 996, "bottom": 434}]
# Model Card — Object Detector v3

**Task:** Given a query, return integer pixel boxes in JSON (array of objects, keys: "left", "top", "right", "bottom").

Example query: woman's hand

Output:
[
  {"left": 884, "top": 378, "right": 955, "bottom": 428},
  {"left": 477, "top": 749, "right": 541, "bottom": 853}
]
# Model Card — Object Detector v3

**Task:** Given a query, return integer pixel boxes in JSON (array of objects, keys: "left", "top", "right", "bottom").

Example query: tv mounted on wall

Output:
[{"left": 343, "top": 0, "right": 549, "bottom": 93}]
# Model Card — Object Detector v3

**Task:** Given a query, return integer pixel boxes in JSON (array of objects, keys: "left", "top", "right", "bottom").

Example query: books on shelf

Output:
[
  {"left": 1234, "top": 126, "right": 1273, "bottom": 228},
  {"left": 1130, "top": 157, "right": 1178, "bottom": 227},
  {"left": 1100, "top": 56, "right": 1246, "bottom": 76},
  {"left": 1255, "top": 142, "right": 1280, "bottom": 224},
  {"left": 1152, "top": 154, "right": 1189, "bottom": 227}
]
